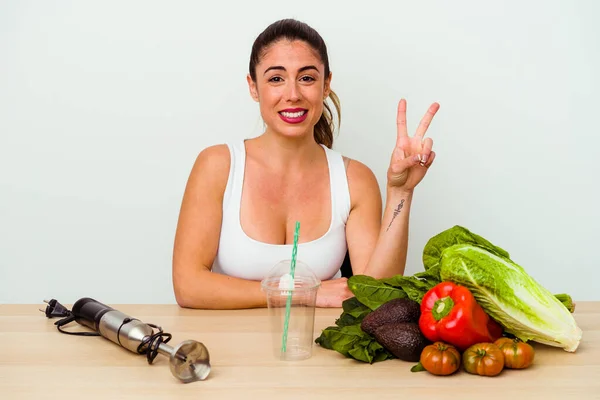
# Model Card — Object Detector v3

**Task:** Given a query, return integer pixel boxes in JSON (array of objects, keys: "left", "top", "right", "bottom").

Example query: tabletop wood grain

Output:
[{"left": 1, "top": 302, "right": 599, "bottom": 399}]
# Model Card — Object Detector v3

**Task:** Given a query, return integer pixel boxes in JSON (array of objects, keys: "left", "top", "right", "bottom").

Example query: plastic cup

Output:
[{"left": 261, "top": 259, "right": 321, "bottom": 361}]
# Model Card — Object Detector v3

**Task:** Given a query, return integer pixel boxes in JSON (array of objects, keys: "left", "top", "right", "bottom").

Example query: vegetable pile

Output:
[{"left": 315, "top": 225, "right": 582, "bottom": 375}]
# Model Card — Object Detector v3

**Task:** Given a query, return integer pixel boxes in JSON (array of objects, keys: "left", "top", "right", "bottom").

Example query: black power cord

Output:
[
  {"left": 40, "top": 299, "right": 100, "bottom": 336},
  {"left": 137, "top": 323, "right": 172, "bottom": 364},
  {"left": 115, "top": 317, "right": 173, "bottom": 364},
  {"left": 40, "top": 299, "right": 71, "bottom": 318}
]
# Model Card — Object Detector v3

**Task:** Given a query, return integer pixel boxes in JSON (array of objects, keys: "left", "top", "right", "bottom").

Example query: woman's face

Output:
[{"left": 248, "top": 39, "right": 331, "bottom": 141}]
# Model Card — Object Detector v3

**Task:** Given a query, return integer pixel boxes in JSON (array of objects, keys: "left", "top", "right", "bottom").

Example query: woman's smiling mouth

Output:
[{"left": 278, "top": 108, "right": 308, "bottom": 124}]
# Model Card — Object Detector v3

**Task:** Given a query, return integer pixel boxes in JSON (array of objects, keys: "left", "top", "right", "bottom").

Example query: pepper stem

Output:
[{"left": 432, "top": 297, "right": 454, "bottom": 321}]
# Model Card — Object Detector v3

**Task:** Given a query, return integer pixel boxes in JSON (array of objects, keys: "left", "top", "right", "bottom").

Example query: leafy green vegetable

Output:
[
  {"left": 381, "top": 275, "right": 437, "bottom": 303},
  {"left": 314, "top": 324, "right": 394, "bottom": 363},
  {"left": 335, "top": 297, "right": 372, "bottom": 327},
  {"left": 347, "top": 275, "right": 407, "bottom": 310},
  {"left": 347, "top": 271, "right": 441, "bottom": 310},
  {"left": 436, "top": 240, "right": 582, "bottom": 352},
  {"left": 423, "top": 225, "right": 511, "bottom": 271},
  {"left": 315, "top": 224, "right": 580, "bottom": 365},
  {"left": 422, "top": 225, "right": 575, "bottom": 313},
  {"left": 342, "top": 296, "right": 371, "bottom": 317},
  {"left": 315, "top": 271, "right": 438, "bottom": 364},
  {"left": 413, "top": 265, "right": 442, "bottom": 286},
  {"left": 554, "top": 293, "right": 576, "bottom": 313},
  {"left": 410, "top": 362, "right": 427, "bottom": 372},
  {"left": 349, "top": 337, "right": 393, "bottom": 363},
  {"left": 316, "top": 297, "right": 394, "bottom": 363}
]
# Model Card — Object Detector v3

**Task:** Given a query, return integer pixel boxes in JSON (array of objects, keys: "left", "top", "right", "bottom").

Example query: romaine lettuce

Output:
[{"left": 427, "top": 226, "right": 582, "bottom": 352}]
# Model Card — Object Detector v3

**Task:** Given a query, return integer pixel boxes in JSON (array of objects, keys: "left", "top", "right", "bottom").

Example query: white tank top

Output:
[{"left": 211, "top": 141, "right": 351, "bottom": 281}]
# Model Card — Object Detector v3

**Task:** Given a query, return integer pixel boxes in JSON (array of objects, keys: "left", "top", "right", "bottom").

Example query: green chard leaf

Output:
[
  {"left": 335, "top": 297, "right": 372, "bottom": 327},
  {"left": 314, "top": 326, "right": 358, "bottom": 354},
  {"left": 347, "top": 275, "right": 407, "bottom": 310},
  {"left": 334, "top": 313, "right": 361, "bottom": 328},
  {"left": 373, "top": 347, "right": 395, "bottom": 362},
  {"left": 381, "top": 275, "right": 437, "bottom": 303},
  {"left": 342, "top": 297, "right": 371, "bottom": 317},
  {"left": 411, "top": 362, "right": 427, "bottom": 372},
  {"left": 314, "top": 325, "right": 392, "bottom": 363},
  {"left": 350, "top": 338, "right": 394, "bottom": 363}
]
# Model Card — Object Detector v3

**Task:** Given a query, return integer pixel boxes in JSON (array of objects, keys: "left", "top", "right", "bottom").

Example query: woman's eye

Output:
[
  {"left": 300, "top": 76, "right": 315, "bottom": 82},
  {"left": 268, "top": 76, "right": 283, "bottom": 82}
]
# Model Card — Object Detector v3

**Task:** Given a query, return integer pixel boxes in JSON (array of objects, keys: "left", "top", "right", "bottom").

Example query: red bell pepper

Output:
[{"left": 419, "top": 281, "right": 503, "bottom": 351}]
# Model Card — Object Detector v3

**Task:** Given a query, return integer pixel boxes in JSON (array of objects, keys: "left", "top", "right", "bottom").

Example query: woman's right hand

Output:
[
  {"left": 316, "top": 278, "right": 354, "bottom": 308},
  {"left": 387, "top": 99, "right": 439, "bottom": 191}
]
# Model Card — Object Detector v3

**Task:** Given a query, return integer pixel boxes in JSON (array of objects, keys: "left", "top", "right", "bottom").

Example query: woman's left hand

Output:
[{"left": 387, "top": 99, "right": 440, "bottom": 191}]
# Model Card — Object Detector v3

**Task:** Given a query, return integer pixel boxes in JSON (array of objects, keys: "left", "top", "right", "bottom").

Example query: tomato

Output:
[
  {"left": 494, "top": 337, "right": 535, "bottom": 369},
  {"left": 420, "top": 342, "right": 461, "bottom": 376},
  {"left": 462, "top": 343, "right": 505, "bottom": 376}
]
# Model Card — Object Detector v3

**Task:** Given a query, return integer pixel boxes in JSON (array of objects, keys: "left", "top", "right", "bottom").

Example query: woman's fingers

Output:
[
  {"left": 422, "top": 150, "right": 436, "bottom": 169},
  {"left": 392, "top": 149, "right": 435, "bottom": 175},
  {"left": 419, "top": 137, "right": 434, "bottom": 165},
  {"left": 415, "top": 102, "right": 440, "bottom": 140},
  {"left": 396, "top": 135, "right": 411, "bottom": 160},
  {"left": 390, "top": 154, "right": 421, "bottom": 175},
  {"left": 395, "top": 99, "right": 409, "bottom": 148},
  {"left": 316, "top": 278, "right": 353, "bottom": 308},
  {"left": 391, "top": 135, "right": 411, "bottom": 164}
]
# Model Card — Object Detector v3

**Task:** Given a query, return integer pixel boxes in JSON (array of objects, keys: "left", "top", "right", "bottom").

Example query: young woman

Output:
[{"left": 172, "top": 19, "right": 439, "bottom": 309}]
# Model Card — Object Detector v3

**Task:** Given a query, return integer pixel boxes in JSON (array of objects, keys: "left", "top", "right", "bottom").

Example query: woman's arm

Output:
[
  {"left": 172, "top": 145, "right": 267, "bottom": 309},
  {"left": 345, "top": 164, "right": 417, "bottom": 279},
  {"left": 345, "top": 99, "right": 439, "bottom": 279},
  {"left": 344, "top": 161, "right": 417, "bottom": 279}
]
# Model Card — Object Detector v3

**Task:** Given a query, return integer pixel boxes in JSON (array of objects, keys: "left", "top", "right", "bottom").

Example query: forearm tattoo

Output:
[{"left": 386, "top": 199, "right": 405, "bottom": 232}]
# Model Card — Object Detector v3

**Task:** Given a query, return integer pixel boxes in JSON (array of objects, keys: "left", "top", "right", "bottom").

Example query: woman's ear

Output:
[
  {"left": 324, "top": 72, "right": 332, "bottom": 98},
  {"left": 247, "top": 74, "right": 259, "bottom": 102}
]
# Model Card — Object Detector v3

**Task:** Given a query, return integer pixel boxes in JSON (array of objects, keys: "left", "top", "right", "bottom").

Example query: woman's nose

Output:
[{"left": 285, "top": 81, "right": 301, "bottom": 102}]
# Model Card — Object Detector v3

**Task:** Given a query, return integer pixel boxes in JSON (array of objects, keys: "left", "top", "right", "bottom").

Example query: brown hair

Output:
[{"left": 249, "top": 19, "right": 341, "bottom": 149}]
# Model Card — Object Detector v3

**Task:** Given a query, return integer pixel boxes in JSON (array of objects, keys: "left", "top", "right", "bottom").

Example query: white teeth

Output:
[{"left": 280, "top": 110, "right": 306, "bottom": 118}]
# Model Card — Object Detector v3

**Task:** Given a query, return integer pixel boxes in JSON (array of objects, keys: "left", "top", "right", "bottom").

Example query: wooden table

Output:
[{"left": 1, "top": 302, "right": 599, "bottom": 399}]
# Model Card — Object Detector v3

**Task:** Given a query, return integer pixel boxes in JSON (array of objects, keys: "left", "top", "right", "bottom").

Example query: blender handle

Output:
[{"left": 71, "top": 297, "right": 115, "bottom": 332}]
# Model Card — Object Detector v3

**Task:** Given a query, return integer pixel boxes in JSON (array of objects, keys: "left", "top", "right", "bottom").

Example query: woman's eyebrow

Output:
[{"left": 263, "top": 65, "right": 319, "bottom": 75}]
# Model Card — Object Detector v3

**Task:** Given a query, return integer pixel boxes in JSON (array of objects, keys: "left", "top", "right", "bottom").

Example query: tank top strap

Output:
[
  {"left": 321, "top": 145, "right": 351, "bottom": 225},
  {"left": 222, "top": 141, "right": 246, "bottom": 212}
]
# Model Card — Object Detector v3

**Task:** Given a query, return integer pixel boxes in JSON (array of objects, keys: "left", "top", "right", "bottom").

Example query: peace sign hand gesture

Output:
[{"left": 387, "top": 99, "right": 440, "bottom": 191}]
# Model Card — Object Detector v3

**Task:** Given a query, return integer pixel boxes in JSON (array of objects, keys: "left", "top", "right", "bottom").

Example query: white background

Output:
[{"left": 1, "top": 0, "right": 598, "bottom": 304}]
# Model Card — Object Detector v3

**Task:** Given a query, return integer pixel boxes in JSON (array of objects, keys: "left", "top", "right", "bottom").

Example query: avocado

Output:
[
  {"left": 372, "top": 322, "right": 429, "bottom": 362},
  {"left": 360, "top": 298, "right": 420, "bottom": 336}
]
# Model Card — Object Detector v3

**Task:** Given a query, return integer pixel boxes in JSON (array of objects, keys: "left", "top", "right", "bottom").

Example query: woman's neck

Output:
[{"left": 249, "top": 130, "right": 324, "bottom": 172}]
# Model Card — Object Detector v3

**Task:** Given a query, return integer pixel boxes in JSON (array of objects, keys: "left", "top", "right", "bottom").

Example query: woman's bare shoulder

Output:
[
  {"left": 343, "top": 157, "right": 382, "bottom": 208},
  {"left": 188, "top": 144, "right": 231, "bottom": 193},
  {"left": 344, "top": 157, "right": 378, "bottom": 185},
  {"left": 196, "top": 144, "right": 230, "bottom": 167}
]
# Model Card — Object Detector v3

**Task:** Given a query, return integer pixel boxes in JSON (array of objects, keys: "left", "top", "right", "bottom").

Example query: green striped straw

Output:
[{"left": 281, "top": 221, "right": 300, "bottom": 354}]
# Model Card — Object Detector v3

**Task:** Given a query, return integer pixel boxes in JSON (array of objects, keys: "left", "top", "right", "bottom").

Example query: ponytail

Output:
[{"left": 314, "top": 90, "right": 341, "bottom": 149}]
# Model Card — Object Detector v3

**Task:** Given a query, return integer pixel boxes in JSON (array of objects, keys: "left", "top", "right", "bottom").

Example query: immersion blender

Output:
[{"left": 42, "top": 297, "right": 210, "bottom": 383}]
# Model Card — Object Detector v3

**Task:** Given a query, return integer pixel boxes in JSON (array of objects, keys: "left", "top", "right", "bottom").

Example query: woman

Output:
[{"left": 172, "top": 19, "right": 439, "bottom": 309}]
